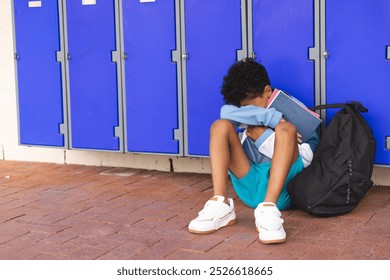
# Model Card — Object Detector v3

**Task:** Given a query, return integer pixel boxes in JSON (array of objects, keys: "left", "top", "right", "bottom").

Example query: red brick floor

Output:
[{"left": 0, "top": 160, "right": 389, "bottom": 260}]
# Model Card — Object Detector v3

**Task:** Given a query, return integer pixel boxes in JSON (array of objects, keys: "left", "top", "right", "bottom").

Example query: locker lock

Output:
[{"left": 323, "top": 50, "right": 329, "bottom": 59}]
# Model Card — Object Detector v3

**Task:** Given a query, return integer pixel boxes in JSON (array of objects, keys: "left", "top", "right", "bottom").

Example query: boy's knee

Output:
[
  {"left": 275, "top": 121, "right": 297, "bottom": 137},
  {"left": 210, "top": 119, "right": 234, "bottom": 134}
]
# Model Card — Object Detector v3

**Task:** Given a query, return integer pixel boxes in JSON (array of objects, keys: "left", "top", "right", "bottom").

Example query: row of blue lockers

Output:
[{"left": 13, "top": 0, "right": 390, "bottom": 165}]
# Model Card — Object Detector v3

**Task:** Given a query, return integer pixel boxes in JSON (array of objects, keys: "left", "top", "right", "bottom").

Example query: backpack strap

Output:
[{"left": 310, "top": 101, "right": 368, "bottom": 113}]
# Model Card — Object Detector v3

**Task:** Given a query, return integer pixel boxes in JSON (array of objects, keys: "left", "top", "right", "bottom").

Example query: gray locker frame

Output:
[
  {"left": 178, "top": 0, "right": 189, "bottom": 157},
  {"left": 12, "top": 0, "right": 24, "bottom": 148},
  {"left": 11, "top": 0, "right": 70, "bottom": 149},
  {"left": 319, "top": 0, "right": 327, "bottom": 122},
  {"left": 113, "top": 0, "right": 125, "bottom": 152},
  {"left": 181, "top": 0, "right": 249, "bottom": 157},
  {"left": 247, "top": 0, "right": 323, "bottom": 118},
  {"left": 173, "top": 0, "right": 185, "bottom": 156},
  {"left": 322, "top": 0, "right": 389, "bottom": 168},
  {"left": 119, "top": 0, "right": 184, "bottom": 156},
  {"left": 62, "top": 0, "right": 125, "bottom": 152}
]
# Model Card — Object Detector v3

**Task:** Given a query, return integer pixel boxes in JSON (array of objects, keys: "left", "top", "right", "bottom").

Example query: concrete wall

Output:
[{"left": 0, "top": 0, "right": 388, "bottom": 185}]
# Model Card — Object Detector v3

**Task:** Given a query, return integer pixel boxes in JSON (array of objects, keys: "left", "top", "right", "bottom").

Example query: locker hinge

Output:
[
  {"left": 59, "top": 123, "right": 66, "bottom": 135},
  {"left": 182, "top": 52, "right": 189, "bottom": 60},
  {"left": 114, "top": 126, "right": 122, "bottom": 138},
  {"left": 250, "top": 52, "right": 256, "bottom": 59},
  {"left": 171, "top": 50, "right": 180, "bottom": 63},
  {"left": 111, "top": 50, "right": 120, "bottom": 63},
  {"left": 386, "top": 46, "right": 390, "bottom": 60},
  {"left": 56, "top": 51, "right": 65, "bottom": 63},
  {"left": 66, "top": 53, "right": 71, "bottom": 61},
  {"left": 308, "top": 47, "right": 318, "bottom": 61},
  {"left": 14, "top": 53, "right": 20, "bottom": 60},
  {"left": 173, "top": 129, "right": 181, "bottom": 141}
]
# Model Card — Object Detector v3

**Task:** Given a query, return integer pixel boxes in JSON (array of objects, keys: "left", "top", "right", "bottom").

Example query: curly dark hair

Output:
[{"left": 221, "top": 58, "right": 270, "bottom": 106}]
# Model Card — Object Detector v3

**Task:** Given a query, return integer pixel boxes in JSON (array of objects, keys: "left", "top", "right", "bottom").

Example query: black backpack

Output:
[{"left": 288, "top": 102, "right": 376, "bottom": 217}]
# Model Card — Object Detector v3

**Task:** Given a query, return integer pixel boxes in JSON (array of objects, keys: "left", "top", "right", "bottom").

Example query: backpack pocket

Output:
[
  {"left": 348, "top": 170, "right": 373, "bottom": 200},
  {"left": 308, "top": 161, "right": 373, "bottom": 216}
]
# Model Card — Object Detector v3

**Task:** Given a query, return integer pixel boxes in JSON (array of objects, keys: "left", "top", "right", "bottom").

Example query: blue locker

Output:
[
  {"left": 66, "top": 0, "right": 120, "bottom": 150},
  {"left": 123, "top": 0, "right": 179, "bottom": 154},
  {"left": 326, "top": 0, "right": 390, "bottom": 165},
  {"left": 252, "top": 0, "right": 315, "bottom": 107},
  {"left": 13, "top": 0, "right": 65, "bottom": 147},
  {"left": 185, "top": 0, "right": 242, "bottom": 156}
]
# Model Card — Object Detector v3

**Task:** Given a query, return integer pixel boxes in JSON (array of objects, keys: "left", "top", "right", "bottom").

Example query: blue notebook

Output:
[{"left": 267, "top": 89, "right": 322, "bottom": 142}]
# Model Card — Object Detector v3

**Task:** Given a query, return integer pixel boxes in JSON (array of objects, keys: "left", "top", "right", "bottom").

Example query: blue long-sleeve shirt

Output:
[
  {"left": 220, "top": 105, "right": 283, "bottom": 129},
  {"left": 220, "top": 104, "right": 319, "bottom": 166}
]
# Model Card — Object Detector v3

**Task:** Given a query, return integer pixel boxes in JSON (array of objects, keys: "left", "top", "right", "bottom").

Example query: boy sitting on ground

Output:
[{"left": 188, "top": 58, "right": 319, "bottom": 244}]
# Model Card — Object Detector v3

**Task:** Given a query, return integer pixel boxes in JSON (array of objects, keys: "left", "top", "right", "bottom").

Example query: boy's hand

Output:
[
  {"left": 280, "top": 118, "right": 302, "bottom": 143},
  {"left": 246, "top": 126, "right": 268, "bottom": 141},
  {"left": 297, "top": 133, "right": 302, "bottom": 144}
]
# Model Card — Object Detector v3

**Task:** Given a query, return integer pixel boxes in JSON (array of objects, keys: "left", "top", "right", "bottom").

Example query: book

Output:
[{"left": 267, "top": 89, "right": 322, "bottom": 142}]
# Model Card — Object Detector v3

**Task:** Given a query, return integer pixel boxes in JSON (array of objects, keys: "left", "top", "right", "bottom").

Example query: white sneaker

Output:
[
  {"left": 254, "top": 202, "right": 286, "bottom": 244},
  {"left": 188, "top": 196, "right": 236, "bottom": 234}
]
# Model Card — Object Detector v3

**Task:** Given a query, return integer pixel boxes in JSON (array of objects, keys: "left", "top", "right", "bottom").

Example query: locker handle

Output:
[
  {"left": 111, "top": 51, "right": 120, "bottom": 63},
  {"left": 308, "top": 48, "right": 317, "bottom": 61},
  {"left": 386, "top": 46, "right": 390, "bottom": 60},
  {"left": 386, "top": 136, "right": 390, "bottom": 150},
  {"left": 56, "top": 51, "right": 65, "bottom": 63}
]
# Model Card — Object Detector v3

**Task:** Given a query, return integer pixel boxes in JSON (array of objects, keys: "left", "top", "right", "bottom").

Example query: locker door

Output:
[
  {"left": 326, "top": 0, "right": 390, "bottom": 165},
  {"left": 185, "top": 0, "right": 243, "bottom": 156},
  {"left": 66, "top": 0, "right": 120, "bottom": 151},
  {"left": 252, "top": 0, "right": 315, "bottom": 107},
  {"left": 122, "top": 0, "right": 179, "bottom": 154},
  {"left": 13, "top": 0, "right": 65, "bottom": 147}
]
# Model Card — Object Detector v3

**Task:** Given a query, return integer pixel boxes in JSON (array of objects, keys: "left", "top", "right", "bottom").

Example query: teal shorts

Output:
[{"left": 229, "top": 156, "right": 304, "bottom": 210}]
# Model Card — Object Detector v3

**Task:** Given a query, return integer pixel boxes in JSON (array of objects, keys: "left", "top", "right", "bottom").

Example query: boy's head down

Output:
[{"left": 221, "top": 58, "right": 271, "bottom": 107}]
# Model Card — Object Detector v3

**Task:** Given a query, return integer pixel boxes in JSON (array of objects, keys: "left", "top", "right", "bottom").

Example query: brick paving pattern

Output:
[{"left": 0, "top": 160, "right": 389, "bottom": 260}]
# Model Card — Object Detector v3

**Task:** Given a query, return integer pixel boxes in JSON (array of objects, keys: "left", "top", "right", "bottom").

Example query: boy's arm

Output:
[
  {"left": 250, "top": 129, "right": 319, "bottom": 168},
  {"left": 220, "top": 104, "right": 283, "bottom": 129},
  {"left": 220, "top": 104, "right": 321, "bottom": 166}
]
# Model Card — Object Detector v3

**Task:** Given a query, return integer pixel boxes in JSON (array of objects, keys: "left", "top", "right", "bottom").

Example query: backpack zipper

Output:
[{"left": 346, "top": 159, "right": 352, "bottom": 204}]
